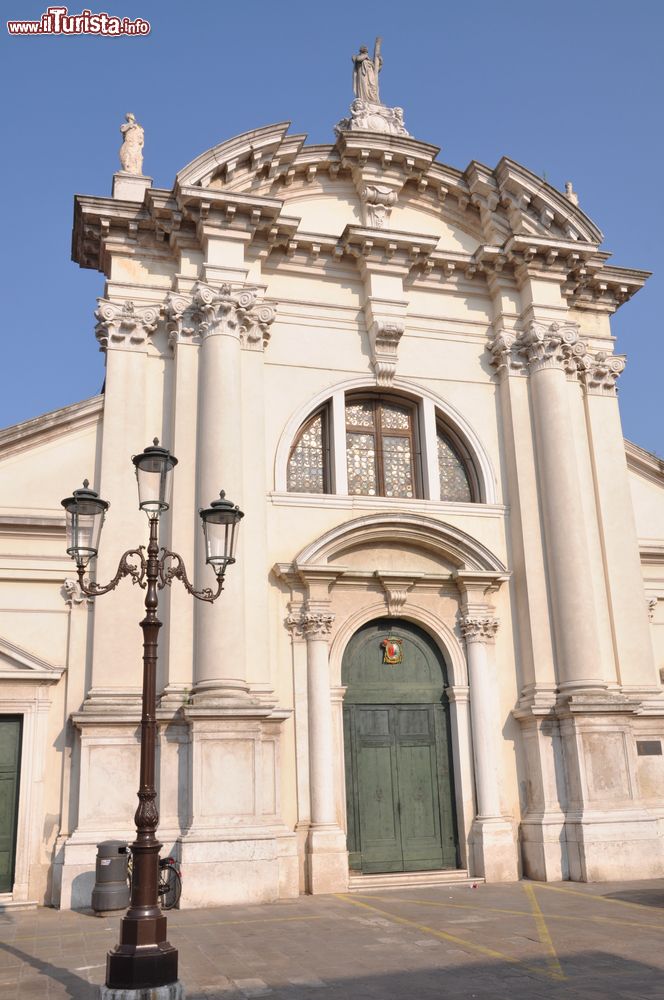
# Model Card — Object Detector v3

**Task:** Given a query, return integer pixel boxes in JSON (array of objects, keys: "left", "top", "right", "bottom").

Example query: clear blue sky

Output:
[{"left": 1, "top": 0, "right": 662, "bottom": 454}]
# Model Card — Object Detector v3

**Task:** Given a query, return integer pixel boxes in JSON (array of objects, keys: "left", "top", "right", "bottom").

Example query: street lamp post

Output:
[{"left": 62, "top": 440, "right": 243, "bottom": 994}]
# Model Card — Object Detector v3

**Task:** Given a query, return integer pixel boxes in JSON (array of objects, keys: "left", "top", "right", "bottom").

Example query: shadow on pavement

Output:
[
  {"left": 0, "top": 939, "right": 96, "bottom": 999},
  {"left": 603, "top": 888, "right": 664, "bottom": 909},
  {"left": 181, "top": 950, "right": 664, "bottom": 1000}
]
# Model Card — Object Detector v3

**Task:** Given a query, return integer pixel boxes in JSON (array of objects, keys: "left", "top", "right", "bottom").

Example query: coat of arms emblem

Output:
[{"left": 381, "top": 636, "right": 403, "bottom": 664}]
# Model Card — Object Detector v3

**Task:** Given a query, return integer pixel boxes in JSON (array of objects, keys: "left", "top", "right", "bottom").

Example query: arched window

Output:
[
  {"left": 345, "top": 396, "right": 419, "bottom": 498},
  {"left": 287, "top": 407, "right": 328, "bottom": 494},
  {"left": 436, "top": 426, "right": 474, "bottom": 502},
  {"left": 286, "top": 392, "right": 479, "bottom": 502}
]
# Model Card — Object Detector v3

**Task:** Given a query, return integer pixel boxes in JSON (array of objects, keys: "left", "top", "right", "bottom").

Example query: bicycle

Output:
[{"left": 126, "top": 848, "right": 182, "bottom": 910}]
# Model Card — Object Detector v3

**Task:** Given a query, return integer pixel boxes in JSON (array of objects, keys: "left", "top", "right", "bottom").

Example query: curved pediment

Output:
[
  {"left": 172, "top": 121, "right": 603, "bottom": 256},
  {"left": 294, "top": 513, "right": 507, "bottom": 574}
]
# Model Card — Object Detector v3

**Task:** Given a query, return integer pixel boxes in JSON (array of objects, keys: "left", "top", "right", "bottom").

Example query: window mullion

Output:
[
  {"left": 331, "top": 390, "right": 348, "bottom": 495},
  {"left": 419, "top": 397, "right": 440, "bottom": 501}
]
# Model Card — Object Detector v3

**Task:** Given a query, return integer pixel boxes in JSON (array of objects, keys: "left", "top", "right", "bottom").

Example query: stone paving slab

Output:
[{"left": 2, "top": 879, "right": 664, "bottom": 998}]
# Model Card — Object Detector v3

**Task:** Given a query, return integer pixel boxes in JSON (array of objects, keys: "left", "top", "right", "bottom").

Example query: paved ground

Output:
[{"left": 2, "top": 879, "right": 664, "bottom": 999}]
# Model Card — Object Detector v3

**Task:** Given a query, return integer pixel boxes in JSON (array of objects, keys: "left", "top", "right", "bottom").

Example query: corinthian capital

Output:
[
  {"left": 487, "top": 330, "right": 524, "bottom": 377},
  {"left": 581, "top": 351, "right": 626, "bottom": 395},
  {"left": 460, "top": 616, "right": 499, "bottom": 643},
  {"left": 302, "top": 611, "right": 335, "bottom": 640},
  {"left": 163, "top": 291, "right": 198, "bottom": 348},
  {"left": 191, "top": 281, "right": 277, "bottom": 350},
  {"left": 515, "top": 321, "right": 589, "bottom": 377},
  {"left": 95, "top": 299, "right": 160, "bottom": 352}
]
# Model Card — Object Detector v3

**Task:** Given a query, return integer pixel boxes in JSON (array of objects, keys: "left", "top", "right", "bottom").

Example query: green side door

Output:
[{"left": 0, "top": 716, "right": 22, "bottom": 893}]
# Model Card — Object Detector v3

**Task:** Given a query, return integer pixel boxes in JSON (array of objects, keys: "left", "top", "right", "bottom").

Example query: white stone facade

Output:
[{"left": 2, "top": 114, "right": 664, "bottom": 909}]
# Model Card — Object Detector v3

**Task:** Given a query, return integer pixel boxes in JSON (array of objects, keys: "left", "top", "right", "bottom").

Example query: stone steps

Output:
[{"left": 348, "top": 869, "right": 483, "bottom": 892}]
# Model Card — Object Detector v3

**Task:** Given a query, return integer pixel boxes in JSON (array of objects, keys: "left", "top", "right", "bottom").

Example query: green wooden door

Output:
[
  {"left": 343, "top": 620, "right": 458, "bottom": 874},
  {"left": 0, "top": 716, "right": 22, "bottom": 893}
]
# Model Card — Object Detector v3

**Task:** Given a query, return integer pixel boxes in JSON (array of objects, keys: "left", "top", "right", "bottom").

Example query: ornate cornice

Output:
[
  {"left": 95, "top": 299, "right": 159, "bottom": 352},
  {"left": 460, "top": 616, "right": 500, "bottom": 643}
]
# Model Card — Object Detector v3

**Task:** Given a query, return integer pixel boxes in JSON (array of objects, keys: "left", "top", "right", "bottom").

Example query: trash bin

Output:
[{"left": 91, "top": 840, "right": 130, "bottom": 913}]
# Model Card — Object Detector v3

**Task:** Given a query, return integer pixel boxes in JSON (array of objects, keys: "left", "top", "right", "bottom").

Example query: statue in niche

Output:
[
  {"left": 119, "top": 112, "right": 144, "bottom": 174},
  {"left": 353, "top": 37, "right": 383, "bottom": 104}
]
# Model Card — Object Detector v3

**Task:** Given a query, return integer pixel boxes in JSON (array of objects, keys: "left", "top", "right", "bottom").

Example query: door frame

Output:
[
  {"left": 342, "top": 610, "right": 462, "bottom": 873},
  {"left": 329, "top": 603, "right": 476, "bottom": 874},
  {"left": 0, "top": 715, "right": 23, "bottom": 893}
]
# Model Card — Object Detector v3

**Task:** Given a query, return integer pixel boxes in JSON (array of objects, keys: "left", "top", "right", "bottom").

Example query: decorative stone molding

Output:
[
  {"left": 515, "top": 321, "right": 589, "bottom": 376},
  {"left": 648, "top": 597, "right": 658, "bottom": 623},
  {"left": 460, "top": 616, "right": 500, "bottom": 643},
  {"left": 285, "top": 612, "right": 306, "bottom": 640},
  {"left": 191, "top": 281, "right": 276, "bottom": 350},
  {"left": 95, "top": 299, "right": 159, "bottom": 352},
  {"left": 375, "top": 572, "right": 420, "bottom": 617},
  {"left": 302, "top": 612, "right": 335, "bottom": 640},
  {"left": 335, "top": 99, "right": 409, "bottom": 137},
  {"left": 360, "top": 184, "right": 398, "bottom": 229},
  {"left": 62, "top": 579, "right": 92, "bottom": 608},
  {"left": 581, "top": 350, "right": 626, "bottom": 395},
  {"left": 486, "top": 330, "right": 524, "bottom": 377},
  {"left": 368, "top": 319, "right": 405, "bottom": 386},
  {"left": 163, "top": 291, "right": 198, "bottom": 348}
]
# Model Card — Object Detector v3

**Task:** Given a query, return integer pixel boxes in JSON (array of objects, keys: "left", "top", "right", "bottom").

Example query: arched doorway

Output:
[{"left": 342, "top": 619, "right": 458, "bottom": 874}]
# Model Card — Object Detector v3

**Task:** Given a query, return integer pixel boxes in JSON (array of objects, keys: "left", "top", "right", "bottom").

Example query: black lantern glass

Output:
[
  {"left": 199, "top": 491, "right": 244, "bottom": 575},
  {"left": 132, "top": 439, "right": 178, "bottom": 518},
  {"left": 61, "top": 481, "right": 110, "bottom": 568}
]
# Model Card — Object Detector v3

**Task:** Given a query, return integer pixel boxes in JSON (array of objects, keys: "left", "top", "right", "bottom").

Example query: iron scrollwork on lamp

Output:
[{"left": 61, "top": 439, "right": 243, "bottom": 994}]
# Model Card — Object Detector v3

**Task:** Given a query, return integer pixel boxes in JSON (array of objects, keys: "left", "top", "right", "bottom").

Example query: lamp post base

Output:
[
  {"left": 99, "top": 980, "right": 184, "bottom": 1000},
  {"left": 105, "top": 936, "right": 179, "bottom": 991}
]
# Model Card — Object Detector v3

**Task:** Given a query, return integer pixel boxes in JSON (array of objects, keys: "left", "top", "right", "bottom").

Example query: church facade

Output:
[{"left": 2, "top": 73, "right": 664, "bottom": 910}]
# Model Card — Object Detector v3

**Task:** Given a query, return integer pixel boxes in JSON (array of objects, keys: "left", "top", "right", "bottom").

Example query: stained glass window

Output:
[
  {"left": 437, "top": 430, "right": 472, "bottom": 502},
  {"left": 287, "top": 411, "right": 327, "bottom": 493},
  {"left": 345, "top": 398, "right": 416, "bottom": 498}
]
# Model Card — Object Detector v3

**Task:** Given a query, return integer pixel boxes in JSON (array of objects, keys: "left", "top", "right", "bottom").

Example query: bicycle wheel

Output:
[{"left": 159, "top": 863, "right": 181, "bottom": 909}]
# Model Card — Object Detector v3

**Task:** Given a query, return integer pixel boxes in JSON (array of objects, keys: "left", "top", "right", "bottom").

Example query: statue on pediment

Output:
[
  {"left": 353, "top": 38, "right": 383, "bottom": 105},
  {"left": 336, "top": 37, "right": 410, "bottom": 138},
  {"left": 119, "top": 112, "right": 144, "bottom": 175}
]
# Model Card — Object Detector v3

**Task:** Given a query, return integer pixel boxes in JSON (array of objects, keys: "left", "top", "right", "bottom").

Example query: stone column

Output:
[
  {"left": 190, "top": 282, "right": 273, "bottom": 704},
  {"left": 302, "top": 609, "right": 348, "bottom": 893},
  {"left": 459, "top": 609, "right": 518, "bottom": 881},
  {"left": 516, "top": 321, "right": 606, "bottom": 693},
  {"left": 582, "top": 355, "right": 660, "bottom": 693},
  {"left": 160, "top": 293, "right": 199, "bottom": 707}
]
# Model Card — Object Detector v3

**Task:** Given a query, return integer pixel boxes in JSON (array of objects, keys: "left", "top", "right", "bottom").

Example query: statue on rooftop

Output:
[
  {"left": 119, "top": 113, "right": 144, "bottom": 175},
  {"left": 353, "top": 38, "right": 383, "bottom": 105},
  {"left": 336, "top": 37, "right": 410, "bottom": 138}
]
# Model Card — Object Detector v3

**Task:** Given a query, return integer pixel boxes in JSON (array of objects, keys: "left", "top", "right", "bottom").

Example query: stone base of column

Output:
[
  {"left": 306, "top": 825, "right": 349, "bottom": 894},
  {"left": 519, "top": 814, "right": 568, "bottom": 881},
  {"left": 188, "top": 678, "right": 257, "bottom": 708},
  {"left": 180, "top": 705, "right": 298, "bottom": 906},
  {"left": 564, "top": 810, "right": 663, "bottom": 882},
  {"left": 470, "top": 818, "right": 519, "bottom": 882},
  {"left": 178, "top": 829, "right": 299, "bottom": 907},
  {"left": 99, "top": 982, "right": 184, "bottom": 1000}
]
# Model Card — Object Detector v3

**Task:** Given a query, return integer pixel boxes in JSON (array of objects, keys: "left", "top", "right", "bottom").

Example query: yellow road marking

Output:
[
  {"left": 334, "top": 894, "right": 561, "bottom": 982},
  {"left": 522, "top": 882, "right": 565, "bottom": 980},
  {"left": 351, "top": 893, "right": 664, "bottom": 934},
  {"left": 533, "top": 882, "right": 664, "bottom": 915}
]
